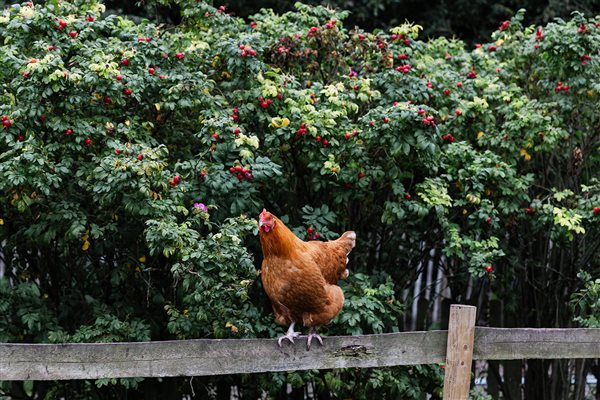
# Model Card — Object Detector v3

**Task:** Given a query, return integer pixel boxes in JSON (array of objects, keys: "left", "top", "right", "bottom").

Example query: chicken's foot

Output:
[
  {"left": 306, "top": 327, "right": 324, "bottom": 350},
  {"left": 277, "top": 322, "right": 301, "bottom": 347}
]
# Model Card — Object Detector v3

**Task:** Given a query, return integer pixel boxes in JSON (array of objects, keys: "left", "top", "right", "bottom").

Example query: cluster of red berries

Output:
[
  {"left": 467, "top": 70, "right": 477, "bottom": 79},
  {"left": 2, "top": 115, "right": 11, "bottom": 129},
  {"left": 499, "top": 20, "right": 510, "bottom": 31},
  {"left": 324, "top": 19, "right": 336, "bottom": 29},
  {"left": 169, "top": 175, "right": 181, "bottom": 187},
  {"left": 307, "top": 227, "right": 320, "bottom": 240},
  {"left": 344, "top": 130, "right": 358, "bottom": 139},
  {"left": 114, "top": 149, "right": 143, "bottom": 161},
  {"left": 232, "top": 107, "right": 239, "bottom": 121},
  {"left": 57, "top": 19, "right": 68, "bottom": 30},
  {"left": 390, "top": 33, "right": 410, "bottom": 45},
  {"left": 258, "top": 97, "right": 272, "bottom": 109},
  {"left": 397, "top": 53, "right": 409, "bottom": 60},
  {"left": 580, "top": 55, "right": 591, "bottom": 65},
  {"left": 239, "top": 44, "right": 257, "bottom": 57},
  {"left": 137, "top": 36, "right": 152, "bottom": 42},
  {"left": 535, "top": 27, "right": 544, "bottom": 43},
  {"left": 421, "top": 115, "right": 436, "bottom": 127},
  {"left": 315, "top": 136, "right": 329, "bottom": 147},
  {"left": 578, "top": 24, "right": 589, "bottom": 34},
  {"left": 554, "top": 81, "right": 569, "bottom": 93},
  {"left": 296, "top": 123, "right": 307, "bottom": 137},
  {"left": 307, "top": 26, "right": 319, "bottom": 37},
  {"left": 395, "top": 64, "right": 411, "bottom": 73},
  {"left": 229, "top": 165, "right": 253, "bottom": 181},
  {"left": 442, "top": 133, "right": 455, "bottom": 143}
]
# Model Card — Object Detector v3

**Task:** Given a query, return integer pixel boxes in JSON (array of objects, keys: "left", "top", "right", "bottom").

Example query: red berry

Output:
[
  {"left": 314, "top": 233, "right": 320, "bottom": 239},
  {"left": 159, "top": 75, "right": 166, "bottom": 79},
  {"left": 2, "top": 120, "right": 11, "bottom": 129},
  {"left": 86, "top": 15, "right": 95, "bottom": 22},
  {"left": 456, "top": 81, "right": 463, "bottom": 88},
  {"left": 315, "top": 136, "right": 321, "bottom": 142},
  {"left": 260, "top": 101, "right": 268, "bottom": 109},
  {"left": 455, "top": 108, "right": 462, "bottom": 116},
  {"left": 115, "top": 149, "right": 122, "bottom": 155},
  {"left": 499, "top": 20, "right": 510, "bottom": 31},
  {"left": 404, "top": 193, "right": 411, "bottom": 200},
  {"left": 137, "top": 154, "right": 144, "bottom": 161},
  {"left": 443, "top": 89, "right": 451, "bottom": 95},
  {"left": 593, "top": 207, "right": 600, "bottom": 214},
  {"left": 17, "top": 135, "right": 24, "bottom": 141},
  {"left": 47, "top": 45, "right": 55, "bottom": 51},
  {"left": 116, "top": 75, "right": 123, "bottom": 81},
  {"left": 467, "top": 71, "right": 476, "bottom": 79},
  {"left": 487, "top": 217, "right": 492, "bottom": 225},
  {"left": 175, "top": 52, "right": 185, "bottom": 60},
  {"left": 525, "top": 207, "right": 534, "bottom": 215},
  {"left": 84, "top": 138, "right": 92, "bottom": 146},
  {"left": 426, "top": 81, "right": 433, "bottom": 88},
  {"left": 345, "top": 133, "right": 351, "bottom": 139},
  {"left": 383, "top": 117, "right": 390, "bottom": 123},
  {"left": 211, "top": 133, "right": 219, "bottom": 140},
  {"left": 69, "top": 30, "right": 78, "bottom": 38},
  {"left": 148, "top": 67, "right": 155, "bottom": 75},
  {"left": 307, "top": 227, "right": 315, "bottom": 233},
  {"left": 120, "top": 58, "right": 129, "bottom": 66},
  {"left": 233, "top": 128, "right": 241, "bottom": 135},
  {"left": 229, "top": 167, "right": 235, "bottom": 173},
  {"left": 66, "top": 128, "right": 72, "bottom": 136},
  {"left": 173, "top": 175, "right": 180, "bottom": 184},
  {"left": 485, "top": 265, "right": 493, "bottom": 273},
  {"left": 358, "top": 172, "right": 365, "bottom": 179},
  {"left": 58, "top": 19, "right": 67, "bottom": 29},
  {"left": 322, "top": 139, "right": 329, "bottom": 147},
  {"left": 123, "top": 88, "right": 132, "bottom": 96},
  {"left": 487, "top": 45, "right": 497, "bottom": 52},
  {"left": 169, "top": 180, "right": 175, "bottom": 187}
]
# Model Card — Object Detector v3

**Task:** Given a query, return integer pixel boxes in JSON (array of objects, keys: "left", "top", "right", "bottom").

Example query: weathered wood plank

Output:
[
  {"left": 0, "top": 331, "right": 448, "bottom": 380},
  {"left": 473, "top": 327, "right": 600, "bottom": 360},
  {"left": 3, "top": 327, "right": 600, "bottom": 381},
  {"left": 443, "top": 305, "right": 477, "bottom": 400}
]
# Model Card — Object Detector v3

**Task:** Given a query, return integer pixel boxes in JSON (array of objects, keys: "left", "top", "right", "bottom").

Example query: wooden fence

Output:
[{"left": 2, "top": 305, "right": 600, "bottom": 399}]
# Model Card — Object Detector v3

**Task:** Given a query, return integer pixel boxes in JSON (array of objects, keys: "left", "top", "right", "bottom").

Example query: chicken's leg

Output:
[
  {"left": 277, "top": 322, "right": 301, "bottom": 347},
  {"left": 306, "top": 327, "right": 324, "bottom": 350}
]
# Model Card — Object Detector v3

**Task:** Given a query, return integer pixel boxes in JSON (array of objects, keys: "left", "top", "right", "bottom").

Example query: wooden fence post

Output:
[{"left": 443, "top": 304, "right": 477, "bottom": 400}]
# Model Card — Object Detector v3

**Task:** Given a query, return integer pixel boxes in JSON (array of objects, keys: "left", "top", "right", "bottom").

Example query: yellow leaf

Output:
[
  {"left": 139, "top": 255, "right": 146, "bottom": 263},
  {"left": 462, "top": 209, "right": 468, "bottom": 215},
  {"left": 155, "top": 103, "right": 161, "bottom": 111},
  {"left": 82, "top": 240, "right": 90, "bottom": 251},
  {"left": 82, "top": 229, "right": 89, "bottom": 242},
  {"left": 280, "top": 117, "right": 290, "bottom": 127},
  {"left": 477, "top": 131, "right": 484, "bottom": 139},
  {"left": 0, "top": 218, "right": 3, "bottom": 225},
  {"left": 495, "top": 38, "right": 505, "bottom": 46},
  {"left": 225, "top": 321, "right": 233, "bottom": 328},
  {"left": 183, "top": 309, "right": 189, "bottom": 317}
]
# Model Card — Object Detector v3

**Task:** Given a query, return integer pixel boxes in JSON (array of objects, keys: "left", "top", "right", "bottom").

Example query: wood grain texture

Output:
[
  {"left": 0, "top": 331, "right": 447, "bottom": 381},
  {"left": 473, "top": 327, "right": 600, "bottom": 360},
  {"left": 442, "top": 305, "right": 477, "bottom": 400},
  {"left": 3, "top": 327, "right": 600, "bottom": 381}
]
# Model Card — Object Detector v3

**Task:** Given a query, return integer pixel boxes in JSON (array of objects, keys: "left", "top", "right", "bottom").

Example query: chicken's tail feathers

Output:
[{"left": 341, "top": 231, "right": 356, "bottom": 249}]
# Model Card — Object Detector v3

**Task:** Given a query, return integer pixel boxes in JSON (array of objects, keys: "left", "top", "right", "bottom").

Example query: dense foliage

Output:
[{"left": 0, "top": 0, "right": 599, "bottom": 398}]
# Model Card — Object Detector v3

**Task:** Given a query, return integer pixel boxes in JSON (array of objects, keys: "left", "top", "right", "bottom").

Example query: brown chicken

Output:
[{"left": 258, "top": 209, "right": 356, "bottom": 349}]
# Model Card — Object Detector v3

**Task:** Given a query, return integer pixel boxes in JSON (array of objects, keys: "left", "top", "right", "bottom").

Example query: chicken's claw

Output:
[
  {"left": 306, "top": 327, "right": 323, "bottom": 350},
  {"left": 277, "top": 323, "right": 300, "bottom": 347}
]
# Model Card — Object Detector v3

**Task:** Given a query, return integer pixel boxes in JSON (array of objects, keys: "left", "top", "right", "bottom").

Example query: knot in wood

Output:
[{"left": 335, "top": 345, "right": 368, "bottom": 357}]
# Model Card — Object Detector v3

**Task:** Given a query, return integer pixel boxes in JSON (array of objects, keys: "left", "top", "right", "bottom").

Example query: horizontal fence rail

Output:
[{"left": 2, "top": 327, "right": 600, "bottom": 381}]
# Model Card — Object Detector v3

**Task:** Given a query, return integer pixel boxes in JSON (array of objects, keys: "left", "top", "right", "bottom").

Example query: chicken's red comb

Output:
[{"left": 260, "top": 208, "right": 269, "bottom": 220}]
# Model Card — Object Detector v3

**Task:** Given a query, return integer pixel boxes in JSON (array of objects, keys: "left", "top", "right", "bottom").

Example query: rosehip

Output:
[
  {"left": 594, "top": 207, "right": 600, "bottom": 214},
  {"left": 137, "top": 154, "right": 144, "bottom": 161},
  {"left": 485, "top": 265, "right": 493, "bottom": 273},
  {"left": 66, "top": 129, "right": 72, "bottom": 136},
  {"left": 17, "top": 135, "right": 24, "bottom": 141},
  {"left": 69, "top": 30, "right": 78, "bottom": 38},
  {"left": 322, "top": 139, "right": 329, "bottom": 147},
  {"left": 260, "top": 101, "right": 268, "bottom": 108},
  {"left": 116, "top": 75, "right": 123, "bottom": 81},
  {"left": 84, "top": 138, "right": 91, "bottom": 146},
  {"left": 120, "top": 58, "right": 129, "bottom": 66},
  {"left": 404, "top": 193, "right": 411, "bottom": 199},
  {"left": 148, "top": 67, "right": 155, "bottom": 75},
  {"left": 175, "top": 52, "right": 185, "bottom": 59},
  {"left": 173, "top": 175, "right": 180, "bottom": 184},
  {"left": 115, "top": 149, "right": 122, "bottom": 155},
  {"left": 315, "top": 136, "right": 321, "bottom": 142},
  {"left": 86, "top": 15, "right": 95, "bottom": 22},
  {"left": 211, "top": 133, "right": 219, "bottom": 140},
  {"left": 2, "top": 120, "right": 11, "bottom": 129},
  {"left": 123, "top": 88, "right": 132, "bottom": 96}
]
